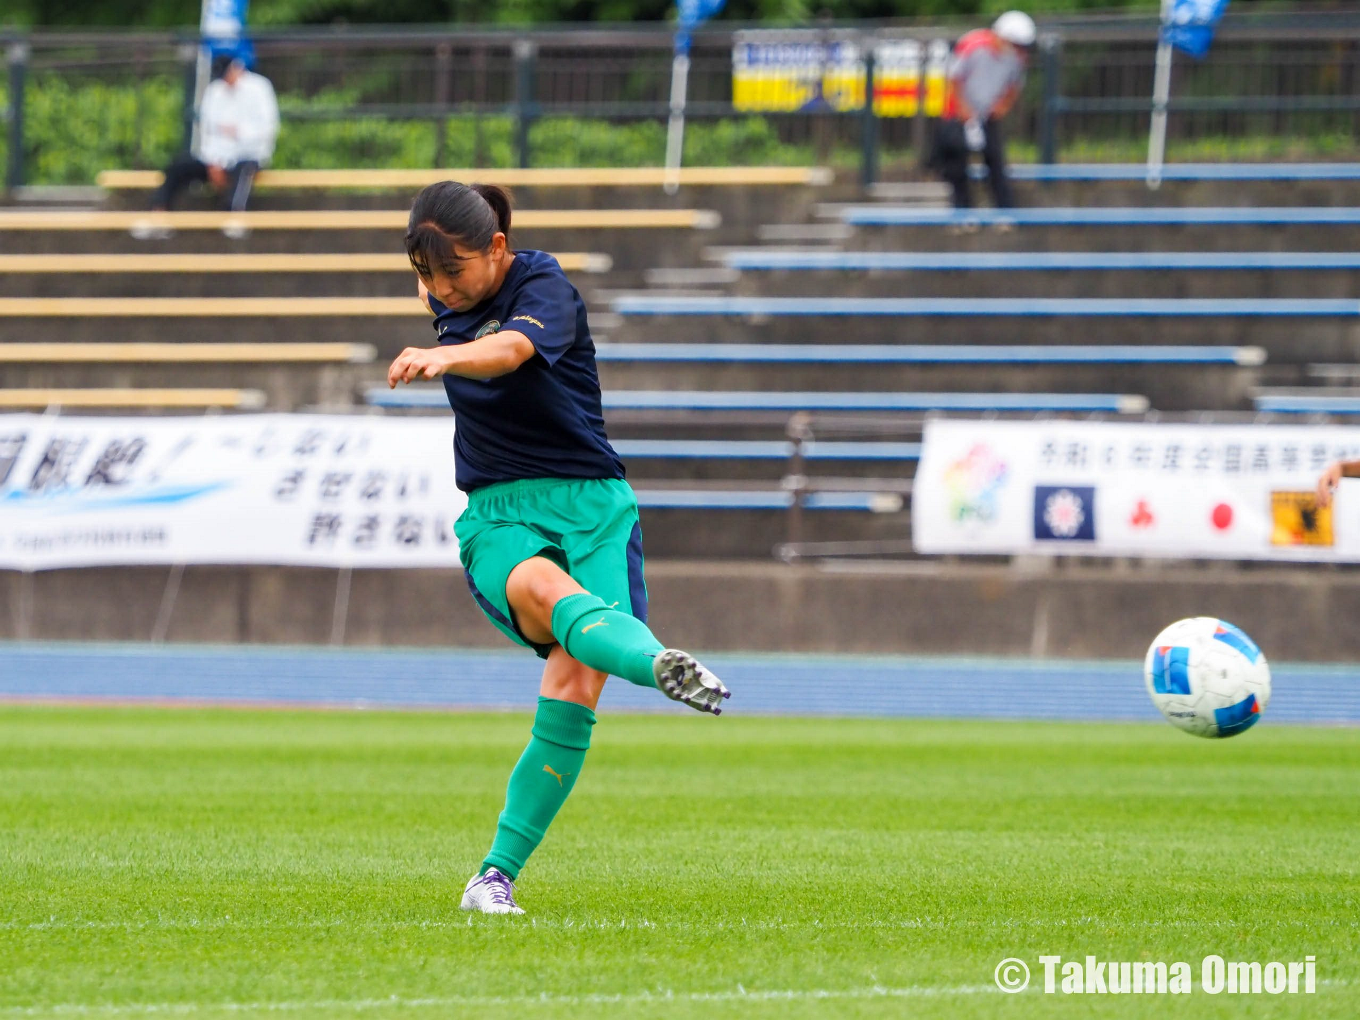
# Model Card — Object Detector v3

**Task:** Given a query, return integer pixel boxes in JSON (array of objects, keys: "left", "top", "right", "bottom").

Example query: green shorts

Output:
[{"left": 455, "top": 476, "right": 649, "bottom": 658}]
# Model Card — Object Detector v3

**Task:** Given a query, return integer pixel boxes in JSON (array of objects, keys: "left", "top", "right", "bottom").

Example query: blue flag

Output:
[
  {"left": 675, "top": 0, "right": 725, "bottom": 56},
  {"left": 1163, "top": 0, "right": 1231, "bottom": 59},
  {"left": 201, "top": 0, "right": 255, "bottom": 67}
]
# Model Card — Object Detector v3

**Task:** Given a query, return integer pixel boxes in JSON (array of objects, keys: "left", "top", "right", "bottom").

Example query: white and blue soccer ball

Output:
[{"left": 1144, "top": 617, "right": 1271, "bottom": 738}]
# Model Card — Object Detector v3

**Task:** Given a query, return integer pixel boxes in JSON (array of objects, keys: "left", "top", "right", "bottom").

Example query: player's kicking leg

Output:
[
  {"left": 652, "top": 648, "right": 730, "bottom": 715},
  {"left": 510, "top": 556, "right": 732, "bottom": 714}
]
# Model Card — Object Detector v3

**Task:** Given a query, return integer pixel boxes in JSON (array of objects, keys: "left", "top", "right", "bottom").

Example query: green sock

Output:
[
  {"left": 550, "top": 592, "right": 664, "bottom": 688},
  {"left": 481, "top": 697, "right": 595, "bottom": 881}
]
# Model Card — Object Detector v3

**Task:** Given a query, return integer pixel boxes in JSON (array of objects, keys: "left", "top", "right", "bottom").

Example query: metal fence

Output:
[{"left": 4, "top": 11, "right": 1360, "bottom": 191}]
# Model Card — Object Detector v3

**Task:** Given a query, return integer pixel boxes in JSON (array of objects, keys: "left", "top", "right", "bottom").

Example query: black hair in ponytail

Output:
[{"left": 405, "top": 181, "right": 513, "bottom": 278}]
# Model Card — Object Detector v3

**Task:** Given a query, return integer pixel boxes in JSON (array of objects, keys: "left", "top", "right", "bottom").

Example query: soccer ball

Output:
[{"left": 1143, "top": 618, "right": 1271, "bottom": 738}]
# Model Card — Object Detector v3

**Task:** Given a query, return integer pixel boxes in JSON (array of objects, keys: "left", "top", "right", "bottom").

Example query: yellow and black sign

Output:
[
  {"left": 732, "top": 33, "right": 948, "bottom": 118},
  {"left": 1270, "top": 490, "right": 1334, "bottom": 546}
]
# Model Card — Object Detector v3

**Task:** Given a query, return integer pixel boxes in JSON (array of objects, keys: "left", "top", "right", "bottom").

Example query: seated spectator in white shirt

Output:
[{"left": 138, "top": 55, "right": 278, "bottom": 236}]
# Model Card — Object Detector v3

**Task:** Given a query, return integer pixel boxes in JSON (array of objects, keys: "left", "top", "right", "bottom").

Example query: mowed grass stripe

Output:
[{"left": 1, "top": 708, "right": 1356, "bottom": 1020}]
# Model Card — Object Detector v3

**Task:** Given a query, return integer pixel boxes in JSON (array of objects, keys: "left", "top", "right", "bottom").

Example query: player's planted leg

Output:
[{"left": 463, "top": 691, "right": 595, "bottom": 915}]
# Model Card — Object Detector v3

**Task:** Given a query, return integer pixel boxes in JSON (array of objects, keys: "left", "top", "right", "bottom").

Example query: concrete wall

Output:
[{"left": 5, "top": 560, "right": 1359, "bottom": 662}]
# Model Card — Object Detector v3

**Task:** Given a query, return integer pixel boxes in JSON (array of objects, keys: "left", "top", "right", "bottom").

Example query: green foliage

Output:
[
  {"left": 22, "top": 76, "right": 183, "bottom": 186},
  {"left": 10, "top": 0, "right": 1165, "bottom": 29},
  {"left": 10, "top": 76, "right": 1358, "bottom": 185}
]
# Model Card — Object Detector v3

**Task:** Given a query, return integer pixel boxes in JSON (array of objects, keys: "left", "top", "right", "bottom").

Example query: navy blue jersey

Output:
[{"left": 427, "top": 249, "right": 625, "bottom": 493}]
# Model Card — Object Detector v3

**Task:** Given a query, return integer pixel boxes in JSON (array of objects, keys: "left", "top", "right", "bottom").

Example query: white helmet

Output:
[{"left": 993, "top": 10, "right": 1037, "bottom": 47}]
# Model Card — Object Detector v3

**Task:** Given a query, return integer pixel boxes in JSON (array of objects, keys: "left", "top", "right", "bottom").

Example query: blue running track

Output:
[{"left": 1, "top": 644, "right": 1357, "bottom": 724}]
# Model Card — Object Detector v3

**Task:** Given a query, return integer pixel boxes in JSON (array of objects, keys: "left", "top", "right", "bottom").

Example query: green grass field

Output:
[{"left": 1, "top": 706, "right": 1356, "bottom": 1019}]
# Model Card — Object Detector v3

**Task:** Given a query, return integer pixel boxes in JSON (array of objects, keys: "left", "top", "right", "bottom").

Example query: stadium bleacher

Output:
[
  {"left": 838, "top": 205, "right": 1360, "bottom": 226},
  {"left": 0, "top": 208, "right": 721, "bottom": 231},
  {"left": 365, "top": 386, "right": 1149, "bottom": 414},
  {"left": 0, "top": 388, "right": 266, "bottom": 409},
  {"left": 973, "top": 163, "right": 1360, "bottom": 181},
  {"left": 97, "top": 166, "right": 835, "bottom": 191},
  {"left": 3, "top": 160, "right": 1356, "bottom": 556}
]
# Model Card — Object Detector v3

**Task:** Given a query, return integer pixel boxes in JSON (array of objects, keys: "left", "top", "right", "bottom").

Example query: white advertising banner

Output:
[
  {"left": 0, "top": 414, "right": 465, "bottom": 570},
  {"left": 914, "top": 419, "right": 1360, "bottom": 562}
]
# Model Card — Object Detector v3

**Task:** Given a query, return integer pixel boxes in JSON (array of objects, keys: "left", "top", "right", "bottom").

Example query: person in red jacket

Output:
[{"left": 932, "top": 11, "right": 1036, "bottom": 219}]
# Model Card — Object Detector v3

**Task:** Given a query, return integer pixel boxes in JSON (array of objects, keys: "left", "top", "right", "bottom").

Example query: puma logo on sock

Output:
[
  {"left": 542, "top": 764, "right": 571, "bottom": 786},
  {"left": 581, "top": 618, "right": 609, "bottom": 634}
]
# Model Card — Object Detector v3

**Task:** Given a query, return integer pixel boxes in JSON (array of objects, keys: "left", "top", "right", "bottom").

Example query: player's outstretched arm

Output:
[
  {"left": 387, "top": 330, "right": 537, "bottom": 387},
  {"left": 1317, "top": 459, "right": 1360, "bottom": 507}
]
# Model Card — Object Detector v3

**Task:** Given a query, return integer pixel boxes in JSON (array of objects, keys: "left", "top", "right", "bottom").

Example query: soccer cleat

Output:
[
  {"left": 129, "top": 220, "right": 175, "bottom": 241},
  {"left": 652, "top": 648, "right": 731, "bottom": 715},
  {"left": 459, "top": 867, "right": 525, "bottom": 915}
]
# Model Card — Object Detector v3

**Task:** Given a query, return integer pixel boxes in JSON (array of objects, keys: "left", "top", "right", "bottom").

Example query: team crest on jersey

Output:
[{"left": 475, "top": 319, "right": 501, "bottom": 339}]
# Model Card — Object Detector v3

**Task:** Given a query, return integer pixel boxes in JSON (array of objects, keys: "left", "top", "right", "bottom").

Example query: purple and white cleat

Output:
[
  {"left": 460, "top": 867, "right": 525, "bottom": 915},
  {"left": 652, "top": 649, "right": 731, "bottom": 715}
]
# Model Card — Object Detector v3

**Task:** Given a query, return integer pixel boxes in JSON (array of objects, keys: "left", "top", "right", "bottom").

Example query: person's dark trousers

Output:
[
  {"left": 150, "top": 152, "right": 208, "bottom": 210},
  {"left": 224, "top": 160, "right": 260, "bottom": 212},
  {"left": 980, "top": 118, "right": 1015, "bottom": 210},
  {"left": 932, "top": 117, "right": 1015, "bottom": 211},
  {"left": 931, "top": 119, "right": 973, "bottom": 210}
]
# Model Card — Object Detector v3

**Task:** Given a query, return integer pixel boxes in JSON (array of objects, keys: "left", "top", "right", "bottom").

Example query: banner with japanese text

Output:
[
  {"left": 0, "top": 414, "right": 465, "bottom": 570},
  {"left": 732, "top": 30, "right": 949, "bottom": 117},
  {"left": 914, "top": 419, "right": 1360, "bottom": 562}
]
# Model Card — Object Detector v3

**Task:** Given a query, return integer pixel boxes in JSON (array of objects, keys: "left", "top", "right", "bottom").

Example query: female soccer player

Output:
[{"left": 388, "top": 181, "right": 730, "bottom": 916}]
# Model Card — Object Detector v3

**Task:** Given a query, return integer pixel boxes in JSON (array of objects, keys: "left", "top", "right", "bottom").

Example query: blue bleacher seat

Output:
[
  {"left": 610, "top": 295, "right": 1359, "bottom": 317},
  {"left": 366, "top": 387, "right": 1148, "bottom": 414},
  {"left": 1253, "top": 394, "right": 1360, "bottom": 415},
  {"left": 721, "top": 250, "right": 1360, "bottom": 272},
  {"left": 839, "top": 206, "right": 1360, "bottom": 226},
  {"left": 632, "top": 490, "right": 892, "bottom": 511},
  {"left": 595, "top": 342, "right": 1262, "bottom": 365},
  {"left": 972, "top": 163, "right": 1360, "bottom": 182},
  {"left": 612, "top": 440, "right": 922, "bottom": 460}
]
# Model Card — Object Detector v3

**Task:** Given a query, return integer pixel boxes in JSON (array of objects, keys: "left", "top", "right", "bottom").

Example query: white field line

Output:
[
  {"left": 0, "top": 985, "right": 1001, "bottom": 1016},
  {"left": 3, "top": 915, "right": 1357, "bottom": 935},
  {"left": 1, "top": 982, "right": 1352, "bottom": 1016}
]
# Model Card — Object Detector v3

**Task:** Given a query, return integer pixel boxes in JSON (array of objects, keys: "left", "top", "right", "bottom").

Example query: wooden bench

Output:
[
  {"left": 0, "top": 388, "right": 266, "bottom": 409},
  {"left": 0, "top": 208, "right": 720, "bottom": 232},
  {"left": 0, "top": 342, "right": 375, "bottom": 363},
  {"left": 0, "top": 298, "right": 427, "bottom": 317},
  {"left": 96, "top": 166, "right": 834, "bottom": 191},
  {"left": 0, "top": 252, "right": 613, "bottom": 274}
]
